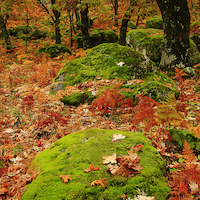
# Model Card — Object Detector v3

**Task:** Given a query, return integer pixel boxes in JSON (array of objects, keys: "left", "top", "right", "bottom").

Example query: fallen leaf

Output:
[
  {"left": 0, "top": 188, "right": 8, "bottom": 195},
  {"left": 131, "top": 144, "right": 144, "bottom": 152},
  {"left": 84, "top": 163, "right": 100, "bottom": 173},
  {"left": 102, "top": 152, "right": 117, "bottom": 164},
  {"left": 59, "top": 174, "right": 72, "bottom": 183},
  {"left": 107, "top": 163, "right": 120, "bottom": 174},
  {"left": 90, "top": 177, "right": 108, "bottom": 187},
  {"left": 121, "top": 194, "right": 127, "bottom": 200},
  {"left": 111, "top": 133, "right": 126, "bottom": 142}
]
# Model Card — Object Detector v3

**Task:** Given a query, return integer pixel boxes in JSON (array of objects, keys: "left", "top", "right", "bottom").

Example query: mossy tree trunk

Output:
[
  {"left": 75, "top": 8, "right": 81, "bottom": 30},
  {"left": 0, "top": 14, "right": 13, "bottom": 51},
  {"left": 119, "top": 0, "right": 136, "bottom": 46},
  {"left": 38, "top": 0, "right": 61, "bottom": 44},
  {"left": 68, "top": 11, "right": 73, "bottom": 47},
  {"left": 156, "top": 0, "right": 191, "bottom": 70},
  {"left": 51, "top": 0, "right": 61, "bottom": 44},
  {"left": 80, "top": 4, "right": 91, "bottom": 50}
]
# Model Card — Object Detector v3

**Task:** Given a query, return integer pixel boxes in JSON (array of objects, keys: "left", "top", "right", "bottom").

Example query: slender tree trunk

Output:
[
  {"left": 0, "top": 14, "right": 12, "bottom": 51},
  {"left": 80, "top": 4, "right": 91, "bottom": 50},
  {"left": 156, "top": 0, "right": 191, "bottom": 70},
  {"left": 114, "top": 0, "right": 118, "bottom": 26},
  {"left": 119, "top": 0, "right": 136, "bottom": 45},
  {"left": 75, "top": 8, "right": 81, "bottom": 30},
  {"left": 68, "top": 11, "right": 73, "bottom": 47},
  {"left": 51, "top": 0, "right": 61, "bottom": 44},
  {"left": 38, "top": 0, "right": 61, "bottom": 44}
]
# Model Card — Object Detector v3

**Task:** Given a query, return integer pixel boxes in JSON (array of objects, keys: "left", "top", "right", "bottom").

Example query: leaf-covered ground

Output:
[{"left": 1, "top": 1, "right": 200, "bottom": 199}]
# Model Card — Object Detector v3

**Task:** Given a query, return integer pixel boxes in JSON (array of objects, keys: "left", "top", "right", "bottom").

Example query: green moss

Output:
[
  {"left": 61, "top": 93, "right": 84, "bottom": 106},
  {"left": 75, "top": 30, "right": 118, "bottom": 48},
  {"left": 123, "top": 71, "right": 178, "bottom": 101},
  {"left": 22, "top": 129, "right": 170, "bottom": 200},
  {"left": 146, "top": 16, "right": 163, "bottom": 29},
  {"left": 61, "top": 91, "right": 95, "bottom": 106},
  {"left": 170, "top": 129, "right": 200, "bottom": 153},
  {"left": 53, "top": 43, "right": 155, "bottom": 88},
  {"left": 128, "top": 21, "right": 136, "bottom": 29},
  {"left": 45, "top": 44, "right": 71, "bottom": 57},
  {"left": 127, "top": 29, "right": 200, "bottom": 65}
]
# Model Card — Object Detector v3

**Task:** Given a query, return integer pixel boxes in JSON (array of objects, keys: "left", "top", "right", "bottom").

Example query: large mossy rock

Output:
[
  {"left": 123, "top": 71, "right": 179, "bottom": 102},
  {"left": 9, "top": 25, "right": 48, "bottom": 40},
  {"left": 170, "top": 129, "right": 200, "bottom": 154},
  {"left": 52, "top": 43, "right": 156, "bottom": 94},
  {"left": 45, "top": 44, "right": 71, "bottom": 57},
  {"left": 9, "top": 25, "right": 33, "bottom": 37},
  {"left": 74, "top": 30, "right": 118, "bottom": 48},
  {"left": 127, "top": 29, "right": 200, "bottom": 65},
  {"left": 146, "top": 16, "right": 163, "bottom": 29},
  {"left": 21, "top": 129, "right": 170, "bottom": 200}
]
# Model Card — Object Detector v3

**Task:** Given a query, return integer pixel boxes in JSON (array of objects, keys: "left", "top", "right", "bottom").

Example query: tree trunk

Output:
[
  {"left": 80, "top": 4, "right": 91, "bottom": 50},
  {"left": 68, "top": 11, "right": 73, "bottom": 47},
  {"left": 119, "top": 0, "right": 136, "bottom": 45},
  {"left": 114, "top": 0, "right": 118, "bottom": 26},
  {"left": 0, "top": 14, "right": 12, "bottom": 51},
  {"left": 51, "top": 0, "right": 61, "bottom": 44},
  {"left": 156, "top": 0, "right": 191, "bottom": 70},
  {"left": 75, "top": 8, "right": 81, "bottom": 30}
]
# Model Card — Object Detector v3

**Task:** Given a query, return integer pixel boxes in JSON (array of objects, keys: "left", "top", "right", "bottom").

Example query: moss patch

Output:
[
  {"left": 123, "top": 71, "right": 179, "bottom": 101},
  {"left": 146, "top": 16, "right": 163, "bottom": 29},
  {"left": 170, "top": 129, "right": 200, "bottom": 154},
  {"left": 45, "top": 44, "right": 71, "bottom": 57},
  {"left": 127, "top": 29, "right": 200, "bottom": 65},
  {"left": 21, "top": 129, "right": 170, "bottom": 200},
  {"left": 52, "top": 43, "right": 155, "bottom": 94}
]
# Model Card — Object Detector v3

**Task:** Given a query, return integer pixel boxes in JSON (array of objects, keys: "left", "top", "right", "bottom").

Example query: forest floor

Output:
[{"left": 1, "top": 1, "right": 200, "bottom": 200}]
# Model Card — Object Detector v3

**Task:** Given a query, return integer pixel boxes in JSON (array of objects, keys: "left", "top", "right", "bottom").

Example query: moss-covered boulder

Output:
[
  {"left": 9, "top": 25, "right": 48, "bottom": 40},
  {"left": 21, "top": 129, "right": 170, "bottom": 200},
  {"left": 61, "top": 91, "right": 94, "bottom": 106},
  {"left": 29, "top": 28, "right": 48, "bottom": 40},
  {"left": 74, "top": 30, "right": 118, "bottom": 48},
  {"left": 123, "top": 71, "right": 179, "bottom": 102},
  {"left": 191, "top": 34, "right": 200, "bottom": 52},
  {"left": 51, "top": 43, "right": 156, "bottom": 94},
  {"left": 146, "top": 16, "right": 163, "bottom": 29},
  {"left": 45, "top": 44, "right": 71, "bottom": 57},
  {"left": 127, "top": 29, "right": 200, "bottom": 65},
  {"left": 9, "top": 25, "right": 33, "bottom": 37},
  {"left": 128, "top": 21, "right": 136, "bottom": 29},
  {"left": 170, "top": 129, "right": 200, "bottom": 154}
]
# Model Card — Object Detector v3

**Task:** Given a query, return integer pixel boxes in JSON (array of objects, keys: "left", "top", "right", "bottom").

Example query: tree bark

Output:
[
  {"left": 156, "top": 0, "right": 191, "bottom": 70},
  {"left": 51, "top": 0, "right": 61, "bottom": 44},
  {"left": 68, "top": 11, "right": 73, "bottom": 47},
  {"left": 38, "top": 0, "right": 61, "bottom": 44},
  {"left": 80, "top": 4, "right": 91, "bottom": 50},
  {"left": 0, "top": 14, "right": 12, "bottom": 51},
  {"left": 75, "top": 8, "right": 81, "bottom": 30},
  {"left": 119, "top": 0, "right": 136, "bottom": 45},
  {"left": 114, "top": 0, "right": 118, "bottom": 26}
]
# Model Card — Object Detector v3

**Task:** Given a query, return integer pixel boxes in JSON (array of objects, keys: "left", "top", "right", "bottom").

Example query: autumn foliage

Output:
[{"left": 91, "top": 89, "right": 134, "bottom": 114}]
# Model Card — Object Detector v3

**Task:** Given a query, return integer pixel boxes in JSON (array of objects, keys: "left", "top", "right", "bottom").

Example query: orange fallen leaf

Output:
[
  {"left": 59, "top": 174, "right": 72, "bottom": 183},
  {"left": 0, "top": 188, "right": 8, "bottom": 195},
  {"left": 90, "top": 177, "right": 108, "bottom": 187},
  {"left": 84, "top": 163, "right": 100, "bottom": 173},
  {"left": 132, "top": 144, "right": 144, "bottom": 152}
]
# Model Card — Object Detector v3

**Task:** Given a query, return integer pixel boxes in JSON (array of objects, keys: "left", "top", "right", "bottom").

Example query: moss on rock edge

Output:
[{"left": 21, "top": 129, "right": 170, "bottom": 200}]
